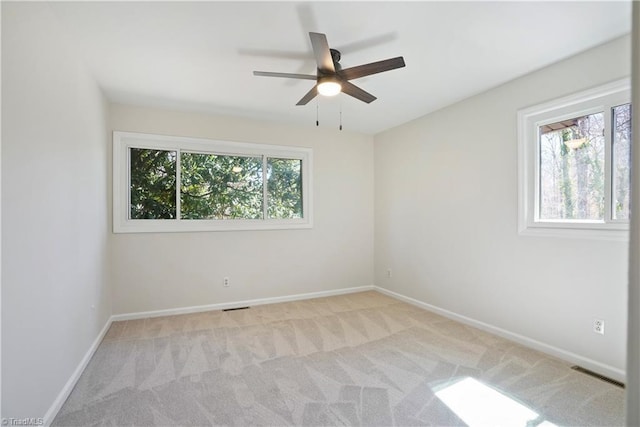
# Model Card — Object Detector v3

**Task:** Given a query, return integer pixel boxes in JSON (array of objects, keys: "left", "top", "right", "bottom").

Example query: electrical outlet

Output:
[
  {"left": 223, "top": 277, "right": 230, "bottom": 287},
  {"left": 593, "top": 319, "right": 605, "bottom": 335},
  {"left": 387, "top": 269, "right": 392, "bottom": 278}
]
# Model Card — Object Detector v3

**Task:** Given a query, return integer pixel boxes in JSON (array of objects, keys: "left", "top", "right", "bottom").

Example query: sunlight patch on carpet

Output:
[{"left": 434, "top": 377, "right": 558, "bottom": 427}]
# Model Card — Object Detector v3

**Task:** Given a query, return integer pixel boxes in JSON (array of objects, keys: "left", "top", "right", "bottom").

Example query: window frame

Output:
[
  {"left": 517, "top": 78, "right": 630, "bottom": 240},
  {"left": 113, "top": 131, "right": 313, "bottom": 233}
]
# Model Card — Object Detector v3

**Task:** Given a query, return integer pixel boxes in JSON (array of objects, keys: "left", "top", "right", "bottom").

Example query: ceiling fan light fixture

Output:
[
  {"left": 317, "top": 77, "right": 342, "bottom": 97},
  {"left": 253, "top": 32, "right": 405, "bottom": 105}
]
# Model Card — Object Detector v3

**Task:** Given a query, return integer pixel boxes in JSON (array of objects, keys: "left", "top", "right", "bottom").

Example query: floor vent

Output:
[
  {"left": 222, "top": 306, "right": 250, "bottom": 312},
  {"left": 571, "top": 366, "right": 625, "bottom": 388}
]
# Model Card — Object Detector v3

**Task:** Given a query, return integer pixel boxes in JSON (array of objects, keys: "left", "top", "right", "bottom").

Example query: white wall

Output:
[
  {"left": 109, "top": 104, "right": 374, "bottom": 314},
  {"left": 1, "top": 2, "right": 111, "bottom": 418},
  {"left": 374, "top": 35, "right": 631, "bottom": 379}
]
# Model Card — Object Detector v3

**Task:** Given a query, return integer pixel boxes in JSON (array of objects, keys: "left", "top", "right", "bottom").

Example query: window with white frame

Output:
[
  {"left": 518, "top": 79, "right": 631, "bottom": 239},
  {"left": 113, "top": 131, "right": 313, "bottom": 233}
]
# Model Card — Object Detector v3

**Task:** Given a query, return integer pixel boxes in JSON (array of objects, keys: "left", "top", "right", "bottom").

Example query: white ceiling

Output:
[{"left": 49, "top": 1, "right": 632, "bottom": 135}]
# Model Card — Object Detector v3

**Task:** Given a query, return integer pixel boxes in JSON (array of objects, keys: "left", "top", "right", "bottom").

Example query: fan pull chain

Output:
[
  {"left": 316, "top": 102, "right": 319, "bottom": 127},
  {"left": 339, "top": 100, "right": 343, "bottom": 131}
]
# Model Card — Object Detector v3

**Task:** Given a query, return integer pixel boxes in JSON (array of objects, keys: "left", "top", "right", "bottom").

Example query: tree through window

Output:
[
  {"left": 130, "top": 151, "right": 304, "bottom": 221},
  {"left": 180, "top": 153, "right": 263, "bottom": 220},
  {"left": 114, "top": 131, "right": 312, "bottom": 233},
  {"left": 612, "top": 104, "right": 632, "bottom": 220},
  {"left": 539, "top": 112, "right": 605, "bottom": 221},
  {"left": 517, "top": 79, "right": 631, "bottom": 238}
]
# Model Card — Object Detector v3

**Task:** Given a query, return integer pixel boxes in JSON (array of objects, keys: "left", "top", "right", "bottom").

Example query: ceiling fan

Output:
[{"left": 253, "top": 32, "right": 406, "bottom": 105}]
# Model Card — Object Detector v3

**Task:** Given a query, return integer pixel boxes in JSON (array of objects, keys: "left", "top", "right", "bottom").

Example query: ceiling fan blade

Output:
[
  {"left": 309, "top": 32, "right": 335, "bottom": 73},
  {"left": 340, "top": 81, "right": 377, "bottom": 104},
  {"left": 253, "top": 71, "right": 317, "bottom": 80},
  {"left": 339, "top": 57, "right": 406, "bottom": 81},
  {"left": 296, "top": 85, "right": 318, "bottom": 106}
]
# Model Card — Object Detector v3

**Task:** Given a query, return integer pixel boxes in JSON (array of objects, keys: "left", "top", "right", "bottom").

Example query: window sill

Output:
[
  {"left": 113, "top": 218, "right": 313, "bottom": 234},
  {"left": 518, "top": 222, "right": 629, "bottom": 241}
]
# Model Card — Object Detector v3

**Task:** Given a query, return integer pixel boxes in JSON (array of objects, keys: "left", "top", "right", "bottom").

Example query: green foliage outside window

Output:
[
  {"left": 129, "top": 148, "right": 303, "bottom": 221},
  {"left": 181, "top": 153, "right": 263, "bottom": 220},
  {"left": 268, "top": 158, "right": 303, "bottom": 219},
  {"left": 130, "top": 148, "right": 177, "bottom": 219}
]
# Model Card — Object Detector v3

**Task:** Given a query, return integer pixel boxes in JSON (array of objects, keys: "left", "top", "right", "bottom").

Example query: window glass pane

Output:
[
  {"left": 130, "top": 148, "right": 177, "bottom": 219},
  {"left": 539, "top": 112, "right": 605, "bottom": 220},
  {"left": 612, "top": 103, "right": 632, "bottom": 220},
  {"left": 180, "top": 152, "right": 263, "bottom": 219},
  {"left": 267, "top": 158, "right": 303, "bottom": 219}
]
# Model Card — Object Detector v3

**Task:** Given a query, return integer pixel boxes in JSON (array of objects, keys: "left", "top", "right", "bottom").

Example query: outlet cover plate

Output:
[{"left": 594, "top": 319, "right": 605, "bottom": 335}]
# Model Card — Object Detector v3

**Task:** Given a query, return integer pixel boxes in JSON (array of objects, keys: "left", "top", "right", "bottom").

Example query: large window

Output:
[
  {"left": 114, "top": 132, "right": 312, "bottom": 233},
  {"left": 518, "top": 79, "right": 631, "bottom": 239}
]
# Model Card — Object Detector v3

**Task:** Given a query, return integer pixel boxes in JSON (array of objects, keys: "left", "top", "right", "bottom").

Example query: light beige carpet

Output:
[{"left": 53, "top": 291, "right": 624, "bottom": 426}]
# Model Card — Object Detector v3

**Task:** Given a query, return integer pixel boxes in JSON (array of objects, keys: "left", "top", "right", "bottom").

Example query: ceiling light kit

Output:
[
  {"left": 317, "top": 75, "right": 342, "bottom": 97},
  {"left": 254, "top": 32, "right": 406, "bottom": 129}
]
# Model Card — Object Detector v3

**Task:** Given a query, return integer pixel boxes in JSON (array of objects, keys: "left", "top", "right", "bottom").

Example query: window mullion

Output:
[
  {"left": 604, "top": 105, "right": 613, "bottom": 223},
  {"left": 126, "top": 146, "right": 132, "bottom": 221},
  {"left": 176, "top": 149, "right": 181, "bottom": 220},
  {"left": 533, "top": 127, "right": 542, "bottom": 223},
  {"left": 262, "top": 155, "right": 268, "bottom": 220}
]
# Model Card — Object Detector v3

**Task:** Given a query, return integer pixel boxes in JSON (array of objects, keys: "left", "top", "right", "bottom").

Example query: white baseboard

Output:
[
  {"left": 374, "top": 286, "right": 626, "bottom": 383},
  {"left": 112, "top": 285, "right": 375, "bottom": 321},
  {"left": 43, "top": 316, "right": 113, "bottom": 427}
]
